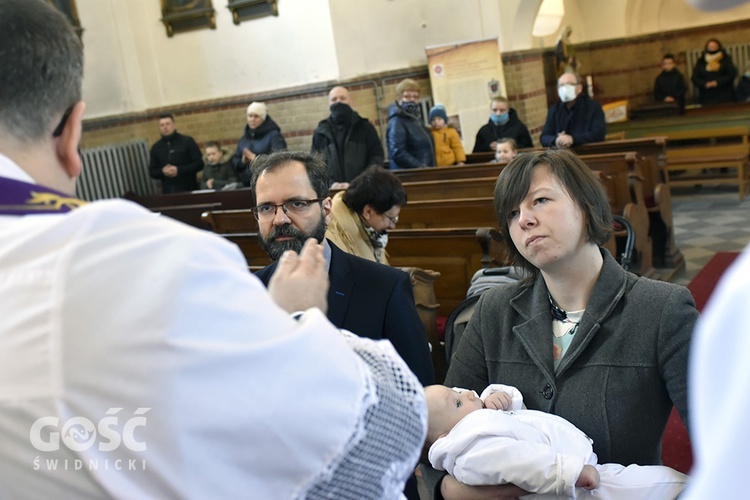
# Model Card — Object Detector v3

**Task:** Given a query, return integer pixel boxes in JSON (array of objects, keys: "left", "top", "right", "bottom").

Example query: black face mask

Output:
[
  {"left": 401, "top": 101, "right": 421, "bottom": 118},
  {"left": 329, "top": 102, "right": 354, "bottom": 124},
  {"left": 706, "top": 48, "right": 720, "bottom": 55}
]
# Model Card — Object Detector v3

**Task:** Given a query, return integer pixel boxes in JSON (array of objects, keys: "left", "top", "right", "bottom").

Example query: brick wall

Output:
[
  {"left": 80, "top": 71, "right": 431, "bottom": 158},
  {"left": 502, "top": 50, "right": 549, "bottom": 146},
  {"left": 571, "top": 19, "right": 750, "bottom": 108},
  {"left": 81, "top": 19, "right": 750, "bottom": 154}
]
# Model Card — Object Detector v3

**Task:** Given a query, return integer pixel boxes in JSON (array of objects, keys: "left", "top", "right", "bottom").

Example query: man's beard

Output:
[{"left": 258, "top": 216, "right": 327, "bottom": 261}]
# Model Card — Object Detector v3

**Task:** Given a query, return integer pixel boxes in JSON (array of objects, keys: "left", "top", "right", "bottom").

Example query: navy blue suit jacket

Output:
[{"left": 254, "top": 240, "right": 435, "bottom": 386}]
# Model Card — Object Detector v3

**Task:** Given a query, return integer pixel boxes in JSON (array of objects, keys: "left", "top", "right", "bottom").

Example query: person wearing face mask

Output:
[
  {"left": 473, "top": 97, "right": 533, "bottom": 153},
  {"left": 386, "top": 78, "right": 436, "bottom": 169},
  {"left": 311, "top": 86, "right": 385, "bottom": 188},
  {"left": 654, "top": 54, "right": 687, "bottom": 113},
  {"left": 691, "top": 39, "right": 737, "bottom": 106},
  {"left": 326, "top": 165, "right": 406, "bottom": 265},
  {"left": 540, "top": 71, "right": 606, "bottom": 148}
]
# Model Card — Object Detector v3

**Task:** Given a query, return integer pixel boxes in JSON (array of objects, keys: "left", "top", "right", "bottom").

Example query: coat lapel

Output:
[
  {"left": 511, "top": 283, "right": 557, "bottom": 382},
  {"left": 326, "top": 242, "right": 354, "bottom": 327},
  {"left": 555, "top": 251, "right": 629, "bottom": 376},
  {"left": 509, "top": 250, "right": 629, "bottom": 381}
]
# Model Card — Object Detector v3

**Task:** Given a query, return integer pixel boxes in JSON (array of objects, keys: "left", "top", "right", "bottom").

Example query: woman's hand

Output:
[{"left": 441, "top": 475, "right": 529, "bottom": 499}]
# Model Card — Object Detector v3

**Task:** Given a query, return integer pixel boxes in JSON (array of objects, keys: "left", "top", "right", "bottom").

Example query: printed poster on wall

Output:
[{"left": 425, "top": 38, "right": 507, "bottom": 153}]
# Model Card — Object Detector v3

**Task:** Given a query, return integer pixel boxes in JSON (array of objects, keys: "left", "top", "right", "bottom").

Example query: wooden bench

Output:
[
  {"left": 664, "top": 126, "right": 750, "bottom": 200},
  {"left": 465, "top": 151, "right": 497, "bottom": 164},
  {"left": 396, "top": 158, "right": 655, "bottom": 278},
  {"left": 398, "top": 197, "right": 498, "bottom": 230},
  {"left": 574, "top": 137, "right": 683, "bottom": 271},
  {"left": 125, "top": 188, "right": 255, "bottom": 230},
  {"left": 394, "top": 153, "right": 641, "bottom": 184},
  {"left": 401, "top": 176, "right": 498, "bottom": 201},
  {"left": 386, "top": 227, "right": 509, "bottom": 317},
  {"left": 202, "top": 208, "right": 259, "bottom": 233},
  {"left": 217, "top": 227, "right": 506, "bottom": 319}
]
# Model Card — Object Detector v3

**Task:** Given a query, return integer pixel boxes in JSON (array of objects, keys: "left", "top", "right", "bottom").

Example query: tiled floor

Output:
[{"left": 666, "top": 185, "right": 750, "bottom": 286}]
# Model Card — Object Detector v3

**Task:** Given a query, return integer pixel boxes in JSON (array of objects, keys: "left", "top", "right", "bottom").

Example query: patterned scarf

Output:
[{"left": 705, "top": 51, "right": 724, "bottom": 72}]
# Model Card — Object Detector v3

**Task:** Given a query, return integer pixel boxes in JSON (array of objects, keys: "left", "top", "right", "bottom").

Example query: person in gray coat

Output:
[{"left": 422, "top": 148, "right": 698, "bottom": 499}]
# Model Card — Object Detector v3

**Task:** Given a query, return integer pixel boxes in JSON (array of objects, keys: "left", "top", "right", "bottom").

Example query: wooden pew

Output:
[
  {"left": 397, "top": 158, "right": 656, "bottom": 278},
  {"left": 574, "top": 137, "right": 682, "bottom": 271},
  {"left": 664, "top": 126, "right": 750, "bottom": 200},
  {"left": 398, "top": 197, "right": 498, "bottom": 230},
  {"left": 465, "top": 151, "right": 497, "bottom": 164},
  {"left": 201, "top": 197, "right": 501, "bottom": 234},
  {"left": 216, "top": 227, "right": 506, "bottom": 319},
  {"left": 202, "top": 208, "right": 259, "bottom": 233},
  {"left": 393, "top": 153, "right": 640, "bottom": 184},
  {"left": 204, "top": 220, "right": 445, "bottom": 370},
  {"left": 467, "top": 142, "right": 681, "bottom": 271},
  {"left": 386, "top": 227, "right": 509, "bottom": 317},
  {"left": 402, "top": 176, "right": 498, "bottom": 201},
  {"left": 125, "top": 188, "right": 255, "bottom": 230}
]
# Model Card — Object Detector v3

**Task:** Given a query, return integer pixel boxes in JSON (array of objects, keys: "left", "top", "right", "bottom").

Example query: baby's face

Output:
[
  {"left": 431, "top": 116, "right": 446, "bottom": 129},
  {"left": 426, "top": 386, "right": 483, "bottom": 436},
  {"left": 495, "top": 144, "right": 516, "bottom": 163}
]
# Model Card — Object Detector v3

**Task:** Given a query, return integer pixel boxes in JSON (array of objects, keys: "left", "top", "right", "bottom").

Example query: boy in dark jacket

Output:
[
  {"left": 200, "top": 141, "right": 239, "bottom": 190},
  {"left": 654, "top": 54, "right": 687, "bottom": 112}
]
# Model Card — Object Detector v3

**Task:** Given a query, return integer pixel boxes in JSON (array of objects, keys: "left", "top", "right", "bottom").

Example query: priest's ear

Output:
[{"left": 53, "top": 101, "right": 86, "bottom": 179}]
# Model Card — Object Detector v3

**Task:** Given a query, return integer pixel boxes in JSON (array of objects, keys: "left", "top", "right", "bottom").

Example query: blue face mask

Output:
[{"left": 490, "top": 112, "right": 509, "bottom": 125}]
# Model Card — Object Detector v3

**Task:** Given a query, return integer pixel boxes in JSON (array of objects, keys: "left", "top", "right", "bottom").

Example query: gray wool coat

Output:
[{"left": 424, "top": 250, "right": 697, "bottom": 497}]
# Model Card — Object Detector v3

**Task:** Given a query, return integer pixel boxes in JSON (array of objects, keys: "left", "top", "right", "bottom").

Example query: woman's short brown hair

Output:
[{"left": 494, "top": 149, "right": 612, "bottom": 281}]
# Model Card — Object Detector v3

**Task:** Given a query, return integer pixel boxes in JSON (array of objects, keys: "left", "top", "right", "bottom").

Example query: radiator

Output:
[
  {"left": 77, "top": 139, "right": 158, "bottom": 201},
  {"left": 686, "top": 43, "right": 750, "bottom": 99}
]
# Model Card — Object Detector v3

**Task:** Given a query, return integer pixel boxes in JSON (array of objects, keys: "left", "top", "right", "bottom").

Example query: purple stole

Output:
[{"left": 0, "top": 176, "right": 86, "bottom": 215}]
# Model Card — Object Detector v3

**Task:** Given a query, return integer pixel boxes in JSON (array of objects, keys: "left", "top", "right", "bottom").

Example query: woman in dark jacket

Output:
[
  {"left": 231, "top": 101, "right": 287, "bottom": 182},
  {"left": 691, "top": 39, "right": 737, "bottom": 105},
  {"left": 422, "top": 149, "right": 696, "bottom": 499},
  {"left": 386, "top": 78, "right": 435, "bottom": 169}
]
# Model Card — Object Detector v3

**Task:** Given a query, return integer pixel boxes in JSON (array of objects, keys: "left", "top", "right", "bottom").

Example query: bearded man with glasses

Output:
[
  {"left": 251, "top": 151, "right": 433, "bottom": 380},
  {"left": 250, "top": 154, "right": 433, "bottom": 499}
]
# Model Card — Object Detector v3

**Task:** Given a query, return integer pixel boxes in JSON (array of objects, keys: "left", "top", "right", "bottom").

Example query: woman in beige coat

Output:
[{"left": 326, "top": 165, "right": 407, "bottom": 264}]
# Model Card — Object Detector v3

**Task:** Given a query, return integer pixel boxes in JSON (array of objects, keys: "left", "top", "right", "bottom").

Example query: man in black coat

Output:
[
  {"left": 540, "top": 71, "right": 606, "bottom": 148},
  {"left": 311, "top": 86, "right": 384, "bottom": 186},
  {"left": 249, "top": 151, "right": 434, "bottom": 500},
  {"left": 473, "top": 96, "right": 533, "bottom": 152},
  {"left": 148, "top": 114, "right": 203, "bottom": 194}
]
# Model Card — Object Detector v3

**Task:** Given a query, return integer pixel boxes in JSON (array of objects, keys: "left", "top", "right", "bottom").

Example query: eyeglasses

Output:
[
  {"left": 251, "top": 199, "right": 323, "bottom": 220},
  {"left": 383, "top": 213, "right": 399, "bottom": 225},
  {"left": 52, "top": 105, "right": 74, "bottom": 137}
]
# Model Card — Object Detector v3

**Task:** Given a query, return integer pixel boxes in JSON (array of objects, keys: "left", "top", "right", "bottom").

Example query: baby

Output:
[
  {"left": 425, "top": 384, "right": 687, "bottom": 499},
  {"left": 494, "top": 137, "right": 517, "bottom": 163}
]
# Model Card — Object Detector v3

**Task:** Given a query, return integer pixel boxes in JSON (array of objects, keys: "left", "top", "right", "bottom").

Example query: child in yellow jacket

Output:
[{"left": 429, "top": 105, "right": 466, "bottom": 167}]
